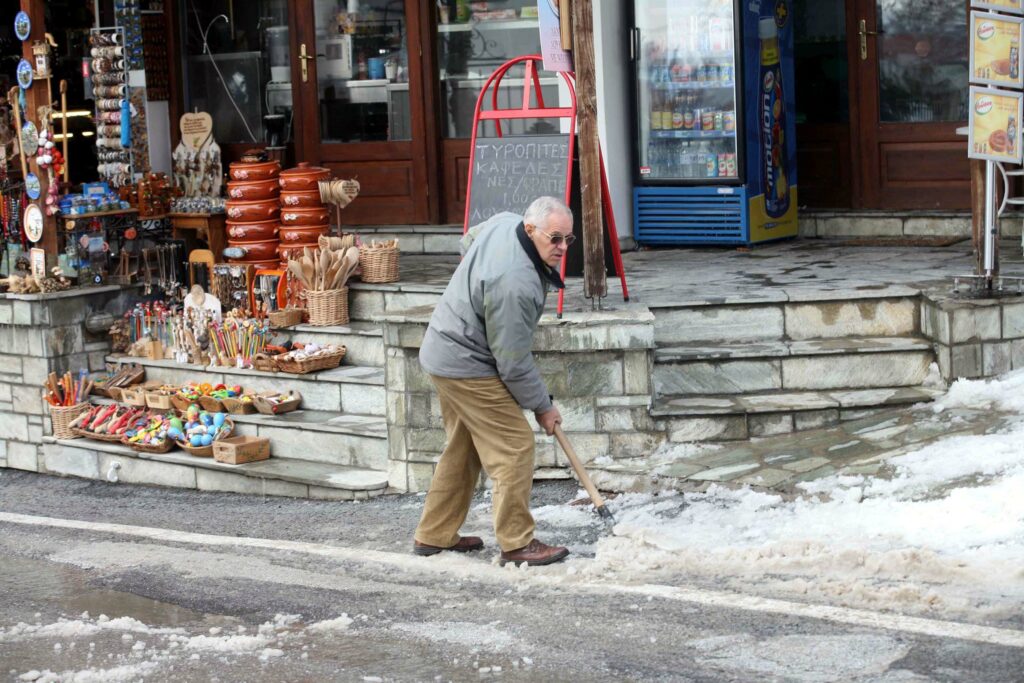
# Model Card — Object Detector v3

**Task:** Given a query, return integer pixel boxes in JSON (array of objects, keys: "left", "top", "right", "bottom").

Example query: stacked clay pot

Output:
[
  {"left": 278, "top": 162, "right": 332, "bottom": 266},
  {"left": 226, "top": 158, "right": 282, "bottom": 271}
]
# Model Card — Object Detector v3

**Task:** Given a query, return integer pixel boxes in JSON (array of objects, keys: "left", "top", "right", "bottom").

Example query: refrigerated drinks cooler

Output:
[{"left": 631, "top": 0, "right": 798, "bottom": 245}]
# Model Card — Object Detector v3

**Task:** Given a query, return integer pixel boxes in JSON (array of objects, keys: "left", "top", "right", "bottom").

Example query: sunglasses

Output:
[{"left": 538, "top": 229, "right": 576, "bottom": 246}]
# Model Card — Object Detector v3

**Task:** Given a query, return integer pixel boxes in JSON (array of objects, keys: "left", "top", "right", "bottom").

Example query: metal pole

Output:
[{"left": 984, "top": 160, "right": 997, "bottom": 282}]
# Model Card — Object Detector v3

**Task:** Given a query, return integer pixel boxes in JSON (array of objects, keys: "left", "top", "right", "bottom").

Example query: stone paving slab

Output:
[{"left": 651, "top": 386, "right": 937, "bottom": 417}]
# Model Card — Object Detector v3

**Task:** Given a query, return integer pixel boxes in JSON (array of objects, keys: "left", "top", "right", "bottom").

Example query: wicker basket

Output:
[
  {"left": 198, "top": 395, "right": 225, "bottom": 413},
  {"left": 359, "top": 244, "right": 399, "bottom": 283},
  {"left": 304, "top": 288, "right": 349, "bottom": 326},
  {"left": 221, "top": 396, "right": 257, "bottom": 415},
  {"left": 268, "top": 307, "right": 305, "bottom": 328},
  {"left": 50, "top": 403, "right": 91, "bottom": 439},
  {"left": 170, "top": 394, "right": 196, "bottom": 412},
  {"left": 253, "top": 392, "right": 302, "bottom": 415},
  {"left": 175, "top": 418, "right": 235, "bottom": 458},
  {"left": 121, "top": 435, "right": 175, "bottom": 454},
  {"left": 213, "top": 436, "right": 271, "bottom": 464},
  {"left": 72, "top": 427, "right": 126, "bottom": 443},
  {"left": 274, "top": 348, "right": 345, "bottom": 374}
]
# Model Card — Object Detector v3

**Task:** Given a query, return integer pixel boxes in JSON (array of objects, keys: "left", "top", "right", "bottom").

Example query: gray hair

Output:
[{"left": 524, "top": 196, "right": 573, "bottom": 230}]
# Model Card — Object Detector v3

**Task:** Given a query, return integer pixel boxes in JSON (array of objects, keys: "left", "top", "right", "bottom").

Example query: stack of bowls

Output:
[
  {"left": 226, "top": 158, "right": 282, "bottom": 270},
  {"left": 278, "top": 162, "right": 332, "bottom": 266}
]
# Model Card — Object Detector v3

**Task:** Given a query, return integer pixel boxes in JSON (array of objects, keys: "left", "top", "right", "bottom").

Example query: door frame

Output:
[
  {"left": 289, "top": 0, "right": 440, "bottom": 225},
  {"left": 847, "top": 0, "right": 971, "bottom": 210}
]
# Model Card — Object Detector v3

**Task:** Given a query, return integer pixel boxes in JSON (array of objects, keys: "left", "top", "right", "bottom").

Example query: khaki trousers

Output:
[{"left": 414, "top": 375, "right": 536, "bottom": 552}]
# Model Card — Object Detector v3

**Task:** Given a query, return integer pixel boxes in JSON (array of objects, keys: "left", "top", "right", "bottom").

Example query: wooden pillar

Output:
[
  {"left": 571, "top": 0, "right": 606, "bottom": 301},
  {"left": 20, "top": 0, "right": 59, "bottom": 259},
  {"left": 970, "top": 158, "right": 984, "bottom": 276}
]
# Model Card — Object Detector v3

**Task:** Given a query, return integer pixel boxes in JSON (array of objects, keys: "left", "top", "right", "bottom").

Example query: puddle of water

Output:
[{"left": 0, "top": 555, "right": 214, "bottom": 628}]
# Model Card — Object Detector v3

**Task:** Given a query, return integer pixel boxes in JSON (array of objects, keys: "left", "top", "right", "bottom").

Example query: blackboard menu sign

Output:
[{"left": 466, "top": 135, "right": 571, "bottom": 226}]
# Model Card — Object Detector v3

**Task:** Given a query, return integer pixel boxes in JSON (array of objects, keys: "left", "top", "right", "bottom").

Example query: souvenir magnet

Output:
[
  {"left": 24, "top": 204, "right": 44, "bottom": 243},
  {"left": 25, "top": 173, "right": 41, "bottom": 200},
  {"left": 14, "top": 11, "right": 31, "bottom": 42},
  {"left": 21, "top": 121, "right": 38, "bottom": 157},
  {"left": 17, "top": 59, "right": 33, "bottom": 89}
]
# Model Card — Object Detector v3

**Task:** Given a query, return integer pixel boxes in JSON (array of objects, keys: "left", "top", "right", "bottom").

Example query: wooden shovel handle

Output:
[{"left": 553, "top": 425, "right": 606, "bottom": 509}]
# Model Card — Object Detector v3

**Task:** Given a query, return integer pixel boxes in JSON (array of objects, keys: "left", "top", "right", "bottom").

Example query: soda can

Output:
[
  {"left": 718, "top": 153, "right": 728, "bottom": 176},
  {"left": 702, "top": 111, "right": 715, "bottom": 131},
  {"left": 697, "top": 65, "right": 707, "bottom": 82},
  {"left": 708, "top": 64, "right": 719, "bottom": 82},
  {"left": 706, "top": 154, "right": 717, "bottom": 177},
  {"left": 722, "top": 64, "right": 733, "bottom": 82},
  {"left": 723, "top": 111, "right": 736, "bottom": 133},
  {"left": 726, "top": 154, "right": 737, "bottom": 177},
  {"left": 714, "top": 112, "right": 724, "bottom": 131}
]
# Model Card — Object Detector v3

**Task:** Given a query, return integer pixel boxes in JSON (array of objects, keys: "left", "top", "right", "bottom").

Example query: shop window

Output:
[
  {"left": 436, "top": 0, "right": 558, "bottom": 138},
  {"left": 791, "top": 0, "right": 848, "bottom": 125},
  {"left": 312, "top": 0, "right": 411, "bottom": 143},
  {"left": 181, "top": 0, "right": 293, "bottom": 146}
]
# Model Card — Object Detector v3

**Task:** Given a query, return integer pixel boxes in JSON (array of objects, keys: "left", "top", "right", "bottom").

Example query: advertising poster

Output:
[
  {"left": 970, "top": 11, "right": 1024, "bottom": 88},
  {"left": 968, "top": 86, "right": 1024, "bottom": 163},
  {"left": 744, "top": 6, "right": 798, "bottom": 242},
  {"left": 538, "top": 0, "right": 572, "bottom": 72},
  {"left": 973, "top": 0, "right": 1024, "bottom": 16}
]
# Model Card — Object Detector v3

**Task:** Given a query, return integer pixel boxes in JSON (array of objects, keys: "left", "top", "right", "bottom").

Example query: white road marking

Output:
[{"left": 2, "top": 511, "right": 1022, "bottom": 649}]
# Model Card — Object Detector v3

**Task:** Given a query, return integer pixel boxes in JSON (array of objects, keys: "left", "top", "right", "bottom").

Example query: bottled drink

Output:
[
  {"left": 672, "top": 93, "right": 685, "bottom": 129},
  {"left": 651, "top": 92, "right": 663, "bottom": 130}
]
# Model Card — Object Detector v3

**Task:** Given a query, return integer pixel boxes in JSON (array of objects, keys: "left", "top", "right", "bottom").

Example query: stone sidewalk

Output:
[{"left": 596, "top": 401, "right": 1017, "bottom": 496}]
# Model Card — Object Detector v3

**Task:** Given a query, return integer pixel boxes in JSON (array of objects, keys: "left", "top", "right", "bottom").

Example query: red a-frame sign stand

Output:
[{"left": 463, "top": 55, "right": 629, "bottom": 316}]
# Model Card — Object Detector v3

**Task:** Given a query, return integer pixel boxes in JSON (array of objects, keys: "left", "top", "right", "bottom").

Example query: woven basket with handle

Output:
[
  {"left": 359, "top": 243, "right": 399, "bottom": 283},
  {"left": 50, "top": 402, "right": 90, "bottom": 440}
]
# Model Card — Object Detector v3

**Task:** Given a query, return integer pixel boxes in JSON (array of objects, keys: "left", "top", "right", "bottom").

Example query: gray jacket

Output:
[{"left": 419, "top": 212, "right": 564, "bottom": 413}]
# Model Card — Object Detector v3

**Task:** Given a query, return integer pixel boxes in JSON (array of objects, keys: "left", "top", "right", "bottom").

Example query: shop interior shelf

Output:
[
  {"left": 60, "top": 208, "right": 139, "bottom": 219},
  {"left": 650, "top": 130, "right": 736, "bottom": 140},
  {"left": 652, "top": 81, "right": 735, "bottom": 90},
  {"left": 437, "top": 19, "right": 538, "bottom": 33}
]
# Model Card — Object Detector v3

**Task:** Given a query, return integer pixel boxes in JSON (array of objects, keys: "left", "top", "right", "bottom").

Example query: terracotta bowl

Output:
[
  {"left": 280, "top": 190, "right": 325, "bottom": 208},
  {"left": 278, "top": 245, "right": 307, "bottom": 262},
  {"left": 228, "top": 160, "right": 281, "bottom": 181},
  {"left": 226, "top": 220, "right": 279, "bottom": 242},
  {"left": 279, "top": 225, "right": 329, "bottom": 244},
  {"left": 227, "top": 179, "right": 280, "bottom": 201},
  {"left": 225, "top": 199, "right": 280, "bottom": 222},
  {"left": 221, "top": 239, "right": 279, "bottom": 262},
  {"left": 280, "top": 206, "right": 331, "bottom": 227},
  {"left": 279, "top": 162, "right": 331, "bottom": 191}
]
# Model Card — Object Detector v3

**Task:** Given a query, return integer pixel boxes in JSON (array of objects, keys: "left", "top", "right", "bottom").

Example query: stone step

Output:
[
  {"left": 352, "top": 224, "right": 462, "bottom": 255},
  {"left": 653, "top": 338, "right": 934, "bottom": 396},
  {"left": 89, "top": 397, "right": 389, "bottom": 470},
  {"left": 271, "top": 322, "right": 384, "bottom": 367},
  {"left": 651, "top": 385, "right": 944, "bottom": 442},
  {"left": 348, "top": 282, "right": 444, "bottom": 323},
  {"left": 107, "top": 355, "right": 386, "bottom": 415},
  {"left": 41, "top": 437, "right": 389, "bottom": 501},
  {"left": 648, "top": 293, "right": 920, "bottom": 346}
]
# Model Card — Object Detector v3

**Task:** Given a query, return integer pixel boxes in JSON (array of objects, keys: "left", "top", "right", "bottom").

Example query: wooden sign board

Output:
[
  {"left": 466, "top": 135, "right": 570, "bottom": 226},
  {"left": 180, "top": 112, "right": 214, "bottom": 149},
  {"left": 968, "top": 86, "right": 1024, "bottom": 163},
  {"left": 970, "top": 11, "right": 1024, "bottom": 88}
]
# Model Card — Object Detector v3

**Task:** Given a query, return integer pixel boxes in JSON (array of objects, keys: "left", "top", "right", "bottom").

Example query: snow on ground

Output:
[{"left": 533, "top": 371, "right": 1024, "bottom": 620}]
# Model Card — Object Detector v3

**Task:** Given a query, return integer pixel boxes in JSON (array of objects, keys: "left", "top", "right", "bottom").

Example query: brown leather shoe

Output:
[
  {"left": 499, "top": 539, "right": 569, "bottom": 566},
  {"left": 413, "top": 536, "right": 484, "bottom": 556}
]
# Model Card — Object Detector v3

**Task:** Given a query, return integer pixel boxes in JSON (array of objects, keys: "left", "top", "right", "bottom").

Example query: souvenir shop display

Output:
[
  {"left": 172, "top": 405, "right": 235, "bottom": 457},
  {"left": 285, "top": 244, "right": 359, "bottom": 325},
  {"left": 113, "top": 0, "right": 144, "bottom": 71},
  {"left": 226, "top": 151, "right": 282, "bottom": 270},
  {"left": 71, "top": 404, "right": 148, "bottom": 442},
  {"left": 253, "top": 391, "right": 302, "bottom": 415},
  {"left": 212, "top": 436, "right": 271, "bottom": 465},
  {"left": 171, "top": 112, "right": 223, "bottom": 211},
  {"left": 43, "top": 370, "right": 93, "bottom": 439},
  {"left": 273, "top": 342, "right": 346, "bottom": 374},
  {"left": 89, "top": 363, "right": 145, "bottom": 398},
  {"left": 140, "top": 12, "right": 168, "bottom": 100},
  {"left": 212, "top": 263, "right": 254, "bottom": 315},
  {"left": 121, "top": 413, "right": 176, "bottom": 453},
  {"left": 90, "top": 27, "right": 133, "bottom": 186},
  {"left": 358, "top": 238, "right": 401, "bottom": 283}
]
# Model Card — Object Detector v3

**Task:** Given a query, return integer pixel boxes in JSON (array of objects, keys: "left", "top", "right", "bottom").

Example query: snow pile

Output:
[
  {"left": 306, "top": 614, "right": 354, "bottom": 632},
  {"left": 0, "top": 614, "right": 185, "bottom": 642},
  {"left": 540, "top": 372, "right": 1024, "bottom": 617}
]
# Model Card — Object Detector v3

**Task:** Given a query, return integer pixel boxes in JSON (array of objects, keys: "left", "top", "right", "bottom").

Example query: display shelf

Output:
[
  {"left": 650, "top": 130, "right": 736, "bottom": 140},
  {"left": 60, "top": 208, "right": 139, "bottom": 220},
  {"left": 652, "top": 81, "right": 736, "bottom": 90},
  {"left": 437, "top": 19, "right": 538, "bottom": 33}
]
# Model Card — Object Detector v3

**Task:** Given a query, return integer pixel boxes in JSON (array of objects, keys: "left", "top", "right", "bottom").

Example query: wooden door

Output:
[
  {"left": 291, "top": 1, "right": 437, "bottom": 225},
  {"left": 852, "top": 0, "right": 971, "bottom": 209}
]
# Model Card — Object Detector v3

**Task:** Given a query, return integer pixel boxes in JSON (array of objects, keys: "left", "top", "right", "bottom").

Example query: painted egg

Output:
[
  {"left": 200, "top": 434, "right": 213, "bottom": 447},
  {"left": 190, "top": 435, "right": 203, "bottom": 447},
  {"left": 213, "top": 413, "right": 226, "bottom": 428}
]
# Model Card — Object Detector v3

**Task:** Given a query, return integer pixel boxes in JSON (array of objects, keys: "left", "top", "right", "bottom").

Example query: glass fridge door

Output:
[{"left": 636, "top": 0, "right": 741, "bottom": 182}]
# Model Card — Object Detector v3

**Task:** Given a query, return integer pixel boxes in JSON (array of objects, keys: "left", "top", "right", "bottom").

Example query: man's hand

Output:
[{"left": 535, "top": 406, "right": 562, "bottom": 436}]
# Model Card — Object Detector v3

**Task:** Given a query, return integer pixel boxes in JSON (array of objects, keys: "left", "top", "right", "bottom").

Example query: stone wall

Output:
[
  {"left": 381, "top": 306, "right": 658, "bottom": 492},
  {"left": 922, "top": 294, "right": 1024, "bottom": 381},
  {"left": 798, "top": 212, "right": 1023, "bottom": 240},
  {"left": 0, "top": 286, "right": 133, "bottom": 472}
]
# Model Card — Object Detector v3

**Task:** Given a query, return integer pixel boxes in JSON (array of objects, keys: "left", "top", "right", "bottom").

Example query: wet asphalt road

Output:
[{"left": 1, "top": 470, "right": 1021, "bottom": 682}]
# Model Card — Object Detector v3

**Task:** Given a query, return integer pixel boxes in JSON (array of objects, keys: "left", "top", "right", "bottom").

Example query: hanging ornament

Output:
[
  {"left": 14, "top": 11, "right": 31, "bottom": 42},
  {"left": 17, "top": 59, "right": 34, "bottom": 89},
  {"left": 24, "top": 204, "right": 43, "bottom": 243},
  {"left": 20, "top": 120, "right": 38, "bottom": 157},
  {"left": 25, "top": 173, "right": 41, "bottom": 200}
]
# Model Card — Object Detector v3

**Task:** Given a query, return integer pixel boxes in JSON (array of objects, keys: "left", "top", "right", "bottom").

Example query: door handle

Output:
[
  {"left": 299, "top": 43, "right": 315, "bottom": 82},
  {"left": 858, "top": 20, "right": 882, "bottom": 61}
]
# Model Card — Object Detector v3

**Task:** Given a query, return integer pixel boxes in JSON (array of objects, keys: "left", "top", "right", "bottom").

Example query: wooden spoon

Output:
[
  {"left": 319, "top": 248, "right": 331, "bottom": 290},
  {"left": 287, "top": 260, "right": 307, "bottom": 288}
]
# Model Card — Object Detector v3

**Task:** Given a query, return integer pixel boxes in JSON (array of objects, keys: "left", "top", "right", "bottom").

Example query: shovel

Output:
[{"left": 553, "top": 425, "right": 616, "bottom": 530}]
